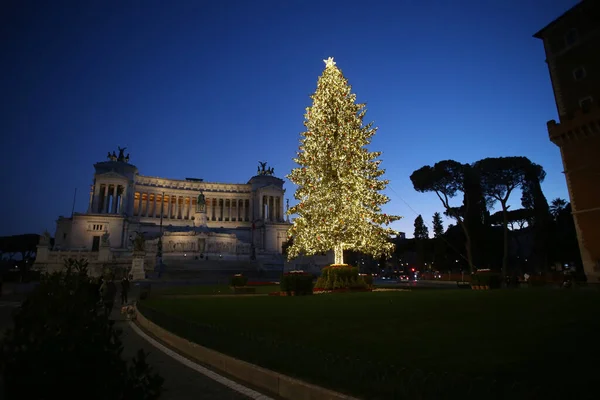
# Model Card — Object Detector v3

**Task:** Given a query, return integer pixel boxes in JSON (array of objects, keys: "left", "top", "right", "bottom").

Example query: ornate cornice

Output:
[{"left": 135, "top": 175, "right": 252, "bottom": 194}]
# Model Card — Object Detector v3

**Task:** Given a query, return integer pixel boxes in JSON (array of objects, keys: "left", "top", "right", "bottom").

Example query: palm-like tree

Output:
[{"left": 550, "top": 198, "right": 567, "bottom": 219}]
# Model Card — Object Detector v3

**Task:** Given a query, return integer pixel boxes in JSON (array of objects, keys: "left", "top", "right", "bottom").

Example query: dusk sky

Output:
[{"left": 1, "top": 0, "right": 579, "bottom": 238}]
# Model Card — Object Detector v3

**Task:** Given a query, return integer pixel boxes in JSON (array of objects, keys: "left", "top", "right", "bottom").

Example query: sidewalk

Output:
[{"left": 111, "top": 298, "right": 256, "bottom": 400}]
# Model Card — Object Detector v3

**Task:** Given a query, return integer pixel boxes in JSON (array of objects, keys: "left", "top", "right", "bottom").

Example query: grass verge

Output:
[
  {"left": 139, "top": 289, "right": 600, "bottom": 399},
  {"left": 153, "top": 284, "right": 279, "bottom": 296}
]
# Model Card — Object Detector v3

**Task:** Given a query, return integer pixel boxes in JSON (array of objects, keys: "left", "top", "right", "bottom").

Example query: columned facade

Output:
[{"left": 49, "top": 153, "right": 290, "bottom": 261}]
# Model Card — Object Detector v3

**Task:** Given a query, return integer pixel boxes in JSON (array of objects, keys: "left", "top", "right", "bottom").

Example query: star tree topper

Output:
[{"left": 323, "top": 57, "right": 336, "bottom": 68}]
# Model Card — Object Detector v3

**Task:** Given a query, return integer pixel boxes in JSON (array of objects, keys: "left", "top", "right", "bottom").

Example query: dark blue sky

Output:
[{"left": 0, "top": 0, "right": 578, "bottom": 238}]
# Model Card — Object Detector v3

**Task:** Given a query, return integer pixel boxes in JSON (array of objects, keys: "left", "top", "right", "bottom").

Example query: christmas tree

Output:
[{"left": 286, "top": 57, "right": 401, "bottom": 265}]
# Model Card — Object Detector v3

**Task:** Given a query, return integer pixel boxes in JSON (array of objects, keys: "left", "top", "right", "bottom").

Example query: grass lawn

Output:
[
  {"left": 140, "top": 289, "right": 600, "bottom": 399},
  {"left": 152, "top": 284, "right": 280, "bottom": 296}
]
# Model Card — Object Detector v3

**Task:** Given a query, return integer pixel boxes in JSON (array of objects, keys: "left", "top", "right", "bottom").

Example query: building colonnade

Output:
[
  {"left": 89, "top": 186, "right": 286, "bottom": 224},
  {"left": 131, "top": 192, "right": 253, "bottom": 222},
  {"left": 89, "top": 183, "right": 126, "bottom": 214},
  {"left": 261, "top": 195, "right": 283, "bottom": 222}
]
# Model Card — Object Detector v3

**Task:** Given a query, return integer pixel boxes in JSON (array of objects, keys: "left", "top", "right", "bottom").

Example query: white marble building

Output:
[{"left": 36, "top": 149, "right": 291, "bottom": 274}]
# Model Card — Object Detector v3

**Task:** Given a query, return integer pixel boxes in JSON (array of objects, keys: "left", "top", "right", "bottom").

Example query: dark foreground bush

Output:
[{"left": 0, "top": 259, "right": 163, "bottom": 400}]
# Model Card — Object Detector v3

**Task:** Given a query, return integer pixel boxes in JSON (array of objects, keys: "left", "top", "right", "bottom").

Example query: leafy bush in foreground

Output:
[{"left": 0, "top": 259, "right": 163, "bottom": 400}]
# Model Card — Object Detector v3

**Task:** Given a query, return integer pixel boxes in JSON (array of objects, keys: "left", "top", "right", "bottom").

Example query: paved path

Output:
[
  {"left": 0, "top": 292, "right": 265, "bottom": 400},
  {"left": 112, "top": 303, "right": 271, "bottom": 400}
]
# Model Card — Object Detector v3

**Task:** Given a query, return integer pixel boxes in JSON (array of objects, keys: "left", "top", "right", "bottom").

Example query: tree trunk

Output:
[
  {"left": 501, "top": 202, "right": 509, "bottom": 281},
  {"left": 334, "top": 243, "right": 344, "bottom": 265},
  {"left": 459, "top": 221, "right": 475, "bottom": 273}
]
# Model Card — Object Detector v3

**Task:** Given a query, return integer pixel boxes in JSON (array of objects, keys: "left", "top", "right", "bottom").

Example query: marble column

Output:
[
  {"left": 109, "top": 185, "right": 114, "bottom": 214},
  {"left": 103, "top": 185, "right": 109, "bottom": 213},
  {"left": 88, "top": 185, "right": 94, "bottom": 213},
  {"left": 172, "top": 195, "right": 176, "bottom": 219},
  {"left": 153, "top": 194, "right": 157, "bottom": 218},
  {"left": 111, "top": 185, "right": 117, "bottom": 213},
  {"left": 144, "top": 193, "right": 149, "bottom": 217},
  {"left": 119, "top": 186, "right": 126, "bottom": 214},
  {"left": 92, "top": 184, "right": 100, "bottom": 213},
  {"left": 165, "top": 195, "right": 170, "bottom": 219},
  {"left": 175, "top": 195, "right": 180, "bottom": 219}
]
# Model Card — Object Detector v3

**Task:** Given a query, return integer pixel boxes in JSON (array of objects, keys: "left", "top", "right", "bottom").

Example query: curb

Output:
[{"left": 134, "top": 305, "right": 360, "bottom": 400}]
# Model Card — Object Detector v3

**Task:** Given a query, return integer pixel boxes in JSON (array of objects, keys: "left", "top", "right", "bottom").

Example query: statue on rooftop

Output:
[
  {"left": 258, "top": 161, "right": 274, "bottom": 176},
  {"left": 117, "top": 146, "right": 127, "bottom": 162}
]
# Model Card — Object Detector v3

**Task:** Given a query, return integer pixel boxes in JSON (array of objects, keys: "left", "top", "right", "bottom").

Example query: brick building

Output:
[{"left": 534, "top": 0, "right": 600, "bottom": 282}]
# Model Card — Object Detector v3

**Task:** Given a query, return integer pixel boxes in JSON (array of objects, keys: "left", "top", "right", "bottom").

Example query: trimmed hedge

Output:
[
  {"left": 471, "top": 270, "right": 502, "bottom": 289},
  {"left": 231, "top": 274, "right": 248, "bottom": 287},
  {"left": 280, "top": 271, "right": 313, "bottom": 295},
  {"left": 315, "top": 265, "right": 368, "bottom": 290},
  {"left": 360, "top": 273, "right": 374, "bottom": 287}
]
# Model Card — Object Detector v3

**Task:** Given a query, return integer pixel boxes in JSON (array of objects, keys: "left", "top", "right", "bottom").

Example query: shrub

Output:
[
  {"left": 473, "top": 270, "right": 502, "bottom": 289},
  {"left": 0, "top": 265, "right": 163, "bottom": 399},
  {"left": 231, "top": 274, "right": 248, "bottom": 287},
  {"left": 315, "top": 265, "right": 367, "bottom": 290},
  {"left": 280, "top": 271, "right": 313, "bottom": 295},
  {"left": 359, "top": 273, "right": 374, "bottom": 287}
]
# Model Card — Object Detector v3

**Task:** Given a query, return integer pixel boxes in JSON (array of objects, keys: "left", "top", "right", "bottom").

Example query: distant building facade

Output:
[
  {"left": 35, "top": 149, "right": 291, "bottom": 275},
  {"left": 534, "top": 0, "right": 600, "bottom": 282}
]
